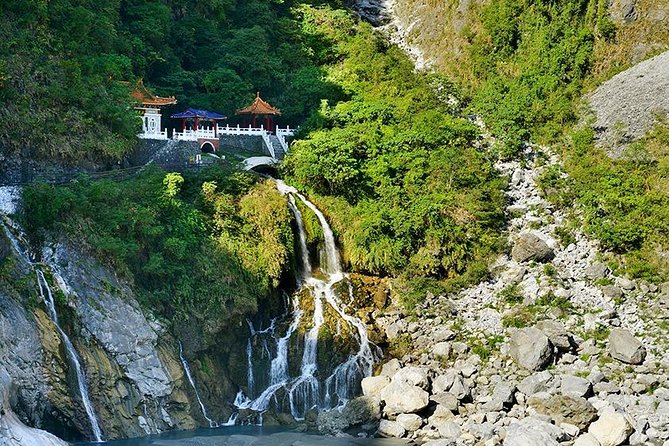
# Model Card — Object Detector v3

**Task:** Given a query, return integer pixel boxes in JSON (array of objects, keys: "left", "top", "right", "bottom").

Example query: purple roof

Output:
[{"left": 171, "top": 108, "right": 227, "bottom": 119}]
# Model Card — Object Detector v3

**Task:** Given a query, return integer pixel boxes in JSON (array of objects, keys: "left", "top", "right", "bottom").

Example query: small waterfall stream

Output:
[
  {"left": 1, "top": 206, "right": 104, "bottom": 442},
  {"left": 178, "top": 341, "right": 218, "bottom": 428},
  {"left": 35, "top": 270, "right": 104, "bottom": 442},
  {"left": 233, "top": 179, "right": 380, "bottom": 421}
]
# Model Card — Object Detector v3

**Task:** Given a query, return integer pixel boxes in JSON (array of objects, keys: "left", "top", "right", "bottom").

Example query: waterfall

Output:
[
  {"left": 233, "top": 179, "right": 379, "bottom": 421},
  {"left": 35, "top": 270, "right": 103, "bottom": 442},
  {"left": 178, "top": 341, "right": 218, "bottom": 428},
  {"left": 0, "top": 206, "right": 103, "bottom": 442}
]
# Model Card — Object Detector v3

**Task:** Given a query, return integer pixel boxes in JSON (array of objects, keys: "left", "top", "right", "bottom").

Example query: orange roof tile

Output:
[
  {"left": 236, "top": 92, "right": 281, "bottom": 116},
  {"left": 126, "top": 79, "right": 177, "bottom": 107}
]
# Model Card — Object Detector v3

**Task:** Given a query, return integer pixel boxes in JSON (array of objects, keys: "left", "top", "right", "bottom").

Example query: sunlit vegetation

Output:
[{"left": 22, "top": 166, "right": 294, "bottom": 328}]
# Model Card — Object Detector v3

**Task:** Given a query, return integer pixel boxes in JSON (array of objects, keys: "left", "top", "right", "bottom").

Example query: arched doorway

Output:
[{"left": 200, "top": 141, "right": 215, "bottom": 153}]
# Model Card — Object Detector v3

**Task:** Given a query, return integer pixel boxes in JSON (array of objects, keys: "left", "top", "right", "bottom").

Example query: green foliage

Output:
[
  {"left": 499, "top": 284, "right": 523, "bottom": 304},
  {"left": 21, "top": 166, "right": 293, "bottom": 328},
  {"left": 471, "top": 335, "right": 504, "bottom": 361},
  {"left": 543, "top": 263, "right": 557, "bottom": 278},
  {"left": 465, "top": 0, "right": 597, "bottom": 154},
  {"left": 535, "top": 291, "right": 573, "bottom": 311},
  {"left": 283, "top": 9, "right": 506, "bottom": 291},
  {"left": 0, "top": 0, "right": 345, "bottom": 162},
  {"left": 561, "top": 124, "right": 669, "bottom": 281},
  {"left": 388, "top": 333, "right": 414, "bottom": 358}
]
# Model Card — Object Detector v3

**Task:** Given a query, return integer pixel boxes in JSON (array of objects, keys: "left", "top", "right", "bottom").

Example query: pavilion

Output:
[
  {"left": 171, "top": 108, "right": 227, "bottom": 136},
  {"left": 129, "top": 79, "right": 177, "bottom": 139},
  {"left": 236, "top": 93, "right": 281, "bottom": 132}
]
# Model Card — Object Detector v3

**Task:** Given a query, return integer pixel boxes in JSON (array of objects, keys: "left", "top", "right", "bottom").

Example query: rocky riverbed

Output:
[{"left": 321, "top": 143, "right": 669, "bottom": 445}]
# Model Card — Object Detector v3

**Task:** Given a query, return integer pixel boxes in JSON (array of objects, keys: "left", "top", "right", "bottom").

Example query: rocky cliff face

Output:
[
  {"left": 0, "top": 369, "right": 68, "bottom": 446},
  {"left": 0, "top": 218, "right": 251, "bottom": 441}
]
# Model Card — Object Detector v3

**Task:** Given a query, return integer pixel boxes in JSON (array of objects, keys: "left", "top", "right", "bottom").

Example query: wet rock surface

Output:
[{"left": 0, "top": 368, "right": 68, "bottom": 446}]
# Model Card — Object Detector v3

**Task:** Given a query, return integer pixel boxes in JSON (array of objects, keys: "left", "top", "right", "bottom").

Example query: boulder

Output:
[
  {"left": 574, "top": 433, "right": 602, "bottom": 446},
  {"left": 378, "top": 419, "right": 406, "bottom": 438},
  {"left": 380, "top": 381, "right": 430, "bottom": 415},
  {"left": 509, "top": 327, "right": 553, "bottom": 371},
  {"left": 361, "top": 375, "right": 390, "bottom": 397},
  {"left": 616, "top": 277, "right": 636, "bottom": 290},
  {"left": 433, "top": 342, "right": 451, "bottom": 357},
  {"left": 588, "top": 411, "right": 633, "bottom": 446},
  {"left": 518, "top": 371, "right": 553, "bottom": 396},
  {"left": 396, "top": 413, "right": 423, "bottom": 432},
  {"left": 536, "top": 320, "right": 572, "bottom": 351},
  {"left": 317, "top": 396, "right": 381, "bottom": 435},
  {"left": 527, "top": 393, "right": 597, "bottom": 429},
  {"left": 423, "top": 440, "right": 457, "bottom": 446},
  {"left": 433, "top": 370, "right": 460, "bottom": 394},
  {"left": 483, "top": 382, "right": 515, "bottom": 411},
  {"left": 561, "top": 375, "right": 592, "bottom": 397},
  {"left": 434, "top": 420, "right": 461, "bottom": 439},
  {"left": 430, "top": 392, "right": 459, "bottom": 412},
  {"left": 432, "top": 327, "right": 456, "bottom": 342},
  {"left": 601, "top": 285, "right": 623, "bottom": 300},
  {"left": 503, "top": 417, "right": 563, "bottom": 446},
  {"left": 511, "top": 233, "right": 555, "bottom": 263},
  {"left": 584, "top": 262, "right": 609, "bottom": 280},
  {"left": 380, "top": 358, "right": 402, "bottom": 378},
  {"left": 392, "top": 366, "right": 430, "bottom": 390},
  {"left": 608, "top": 329, "right": 646, "bottom": 364}
]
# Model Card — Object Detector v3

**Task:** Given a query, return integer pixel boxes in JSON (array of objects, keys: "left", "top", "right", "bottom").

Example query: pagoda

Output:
[
  {"left": 171, "top": 108, "right": 227, "bottom": 134},
  {"left": 236, "top": 92, "right": 281, "bottom": 132},
  {"left": 128, "top": 79, "right": 177, "bottom": 139}
]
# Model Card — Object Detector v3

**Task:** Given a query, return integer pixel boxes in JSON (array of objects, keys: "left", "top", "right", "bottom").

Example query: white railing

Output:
[
  {"left": 138, "top": 130, "right": 169, "bottom": 140},
  {"left": 168, "top": 125, "right": 295, "bottom": 159},
  {"left": 216, "top": 124, "right": 268, "bottom": 136},
  {"left": 276, "top": 126, "right": 294, "bottom": 154},
  {"left": 261, "top": 132, "right": 276, "bottom": 158},
  {"left": 173, "top": 126, "right": 218, "bottom": 141}
]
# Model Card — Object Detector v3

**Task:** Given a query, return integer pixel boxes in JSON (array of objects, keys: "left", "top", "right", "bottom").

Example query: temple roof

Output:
[
  {"left": 127, "top": 79, "right": 177, "bottom": 107},
  {"left": 236, "top": 92, "right": 281, "bottom": 116},
  {"left": 171, "top": 108, "right": 227, "bottom": 120}
]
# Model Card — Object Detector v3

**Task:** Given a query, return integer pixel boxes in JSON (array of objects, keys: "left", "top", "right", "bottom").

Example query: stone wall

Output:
[{"left": 218, "top": 134, "right": 267, "bottom": 155}]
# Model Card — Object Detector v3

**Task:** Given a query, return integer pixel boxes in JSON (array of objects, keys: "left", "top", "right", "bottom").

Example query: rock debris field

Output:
[{"left": 320, "top": 143, "right": 669, "bottom": 446}]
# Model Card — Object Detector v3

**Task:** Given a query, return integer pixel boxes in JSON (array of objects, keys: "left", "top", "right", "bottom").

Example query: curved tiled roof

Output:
[
  {"left": 127, "top": 79, "right": 177, "bottom": 107},
  {"left": 236, "top": 92, "right": 281, "bottom": 116}
]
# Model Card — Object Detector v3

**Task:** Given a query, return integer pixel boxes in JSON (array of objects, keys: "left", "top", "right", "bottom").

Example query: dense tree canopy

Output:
[{"left": 0, "top": 0, "right": 345, "bottom": 162}]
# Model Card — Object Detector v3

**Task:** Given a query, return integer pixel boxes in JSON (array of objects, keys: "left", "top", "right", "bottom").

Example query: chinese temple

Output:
[
  {"left": 171, "top": 108, "right": 227, "bottom": 135},
  {"left": 236, "top": 92, "right": 281, "bottom": 132},
  {"left": 129, "top": 80, "right": 177, "bottom": 139}
]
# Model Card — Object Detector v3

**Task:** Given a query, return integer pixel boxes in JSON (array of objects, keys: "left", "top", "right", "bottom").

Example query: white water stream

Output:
[
  {"left": 35, "top": 270, "right": 104, "bottom": 442},
  {"left": 232, "top": 180, "right": 379, "bottom": 421},
  {"left": 1, "top": 192, "right": 103, "bottom": 442},
  {"left": 178, "top": 341, "right": 218, "bottom": 428}
]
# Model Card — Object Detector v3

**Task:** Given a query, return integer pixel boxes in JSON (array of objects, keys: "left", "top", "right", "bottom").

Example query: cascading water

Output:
[
  {"left": 232, "top": 179, "right": 380, "bottom": 422},
  {"left": 1, "top": 192, "right": 104, "bottom": 442},
  {"left": 178, "top": 341, "right": 218, "bottom": 428},
  {"left": 35, "top": 270, "right": 104, "bottom": 442}
]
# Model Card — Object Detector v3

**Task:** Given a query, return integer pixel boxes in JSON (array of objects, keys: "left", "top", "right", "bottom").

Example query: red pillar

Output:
[
  {"left": 252, "top": 114, "right": 257, "bottom": 128},
  {"left": 266, "top": 115, "right": 271, "bottom": 133},
  {"left": 194, "top": 117, "right": 199, "bottom": 131},
  {"left": 181, "top": 118, "right": 185, "bottom": 131}
]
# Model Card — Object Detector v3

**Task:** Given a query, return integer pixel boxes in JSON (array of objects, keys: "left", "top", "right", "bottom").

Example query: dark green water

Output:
[{"left": 74, "top": 426, "right": 411, "bottom": 446}]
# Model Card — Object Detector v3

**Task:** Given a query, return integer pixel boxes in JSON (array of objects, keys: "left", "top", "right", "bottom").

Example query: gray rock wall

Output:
[{"left": 0, "top": 369, "right": 68, "bottom": 446}]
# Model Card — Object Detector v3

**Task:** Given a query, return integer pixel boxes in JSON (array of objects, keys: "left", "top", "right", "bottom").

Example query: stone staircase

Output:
[{"left": 269, "top": 134, "right": 285, "bottom": 159}]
